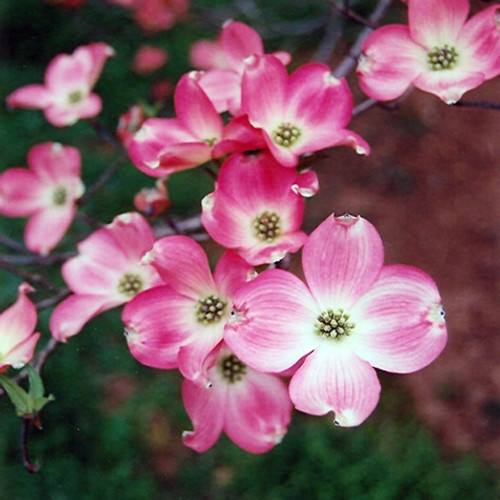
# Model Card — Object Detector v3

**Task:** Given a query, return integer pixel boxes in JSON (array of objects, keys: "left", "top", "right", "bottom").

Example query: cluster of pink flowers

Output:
[{"left": 12, "top": 0, "right": 500, "bottom": 455}]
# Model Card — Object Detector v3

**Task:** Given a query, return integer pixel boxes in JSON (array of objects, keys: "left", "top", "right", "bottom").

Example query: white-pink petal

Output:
[
  {"left": 349, "top": 264, "right": 447, "bottom": 373},
  {"left": 289, "top": 343, "right": 381, "bottom": 426}
]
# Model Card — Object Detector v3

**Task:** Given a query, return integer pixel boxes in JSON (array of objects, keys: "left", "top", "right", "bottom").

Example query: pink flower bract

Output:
[
  {"left": 182, "top": 341, "right": 292, "bottom": 453},
  {"left": 0, "top": 283, "right": 40, "bottom": 370},
  {"left": 7, "top": 42, "right": 114, "bottom": 126},
  {"left": 50, "top": 212, "right": 162, "bottom": 341},
  {"left": 357, "top": 1, "right": 500, "bottom": 104},
  {"left": 225, "top": 214, "right": 448, "bottom": 427},
  {"left": 0, "top": 142, "right": 84, "bottom": 255}
]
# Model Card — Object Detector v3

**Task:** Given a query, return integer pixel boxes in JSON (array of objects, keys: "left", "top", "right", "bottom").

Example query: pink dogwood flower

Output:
[
  {"left": 201, "top": 151, "right": 313, "bottom": 266},
  {"left": 182, "top": 341, "right": 292, "bottom": 453},
  {"left": 190, "top": 20, "right": 291, "bottom": 115},
  {"left": 123, "top": 238, "right": 256, "bottom": 386},
  {"left": 0, "top": 283, "right": 40, "bottom": 371},
  {"left": 50, "top": 212, "right": 162, "bottom": 342},
  {"left": 225, "top": 214, "right": 447, "bottom": 427},
  {"left": 127, "top": 71, "right": 264, "bottom": 177},
  {"left": 357, "top": 0, "right": 500, "bottom": 104},
  {"left": 241, "top": 55, "right": 369, "bottom": 168},
  {"left": 7, "top": 43, "right": 114, "bottom": 127},
  {"left": 0, "top": 142, "right": 84, "bottom": 255}
]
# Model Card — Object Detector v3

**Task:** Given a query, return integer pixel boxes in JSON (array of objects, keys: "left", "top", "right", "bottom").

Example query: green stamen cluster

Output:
[
  {"left": 220, "top": 354, "right": 247, "bottom": 383},
  {"left": 253, "top": 211, "right": 281, "bottom": 242},
  {"left": 272, "top": 123, "right": 301, "bottom": 147},
  {"left": 68, "top": 90, "right": 84, "bottom": 104},
  {"left": 196, "top": 294, "right": 227, "bottom": 324},
  {"left": 427, "top": 44, "right": 458, "bottom": 71},
  {"left": 202, "top": 137, "right": 217, "bottom": 147},
  {"left": 117, "top": 273, "right": 143, "bottom": 298},
  {"left": 315, "top": 308, "right": 355, "bottom": 340},
  {"left": 52, "top": 186, "right": 68, "bottom": 206}
]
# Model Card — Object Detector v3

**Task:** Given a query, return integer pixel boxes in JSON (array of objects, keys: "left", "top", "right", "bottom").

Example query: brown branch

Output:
[
  {"left": 21, "top": 417, "right": 40, "bottom": 473},
  {"left": 328, "top": 0, "right": 378, "bottom": 28},
  {"left": 453, "top": 100, "right": 500, "bottom": 111},
  {"left": 332, "top": 0, "right": 395, "bottom": 79}
]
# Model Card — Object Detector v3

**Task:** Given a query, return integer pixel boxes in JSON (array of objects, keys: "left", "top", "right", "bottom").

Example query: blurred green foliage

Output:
[{"left": 0, "top": 0, "right": 499, "bottom": 498}]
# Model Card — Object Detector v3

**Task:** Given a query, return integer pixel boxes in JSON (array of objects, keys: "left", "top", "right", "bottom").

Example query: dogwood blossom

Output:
[
  {"left": 182, "top": 341, "right": 292, "bottom": 453},
  {"left": 0, "top": 142, "right": 84, "bottom": 255},
  {"left": 123, "top": 239, "right": 255, "bottom": 386},
  {"left": 225, "top": 214, "right": 447, "bottom": 427},
  {"left": 7, "top": 43, "right": 114, "bottom": 126},
  {"left": 201, "top": 151, "right": 312, "bottom": 266},
  {"left": 357, "top": 0, "right": 500, "bottom": 104},
  {"left": 50, "top": 212, "right": 162, "bottom": 342},
  {"left": 0, "top": 283, "right": 40, "bottom": 371},
  {"left": 127, "top": 71, "right": 264, "bottom": 177},
  {"left": 241, "top": 55, "right": 369, "bottom": 168},
  {"left": 190, "top": 20, "right": 291, "bottom": 115}
]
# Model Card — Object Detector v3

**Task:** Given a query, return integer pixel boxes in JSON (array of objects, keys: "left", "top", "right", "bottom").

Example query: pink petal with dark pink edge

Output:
[
  {"left": 45, "top": 52, "right": 91, "bottom": 91},
  {"left": 50, "top": 293, "right": 122, "bottom": 342},
  {"left": 287, "top": 64, "right": 352, "bottom": 129},
  {"left": 213, "top": 251, "right": 256, "bottom": 298},
  {"left": 197, "top": 69, "right": 240, "bottom": 114},
  {"left": 157, "top": 142, "right": 212, "bottom": 172},
  {"left": 178, "top": 329, "right": 226, "bottom": 386},
  {"left": 174, "top": 72, "right": 223, "bottom": 140},
  {"left": 413, "top": 70, "right": 485, "bottom": 104},
  {"left": 460, "top": 5, "right": 500, "bottom": 79},
  {"left": 241, "top": 54, "right": 286, "bottom": 129},
  {"left": 0, "top": 169, "right": 44, "bottom": 216},
  {"left": 28, "top": 142, "right": 81, "bottom": 183},
  {"left": 349, "top": 264, "right": 447, "bottom": 373},
  {"left": 6, "top": 84, "right": 51, "bottom": 109},
  {"left": 201, "top": 191, "right": 254, "bottom": 250},
  {"left": 409, "top": 0, "right": 469, "bottom": 48},
  {"left": 224, "top": 368, "right": 292, "bottom": 453},
  {"left": 225, "top": 268, "right": 320, "bottom": 373},
  {"left": 182, "top": 377, "right": 225, "bottom": 452},
  {"left": 144, "top": 235, "right": 215, "bottom": 297},
  {"left": 303, "top": 215, "right": 384, "bottom": 311},
  {"left": 127, "top": 118, "right": 195, "bottom": 176},
  {"left": 221, "top": 21, "right": 263, "bottom": 71},
  {"left": 217, "top": 115, "right": 265, "bottom": 154},
  {"left": 78, "top": 42, "right": 115, "bottom": 88},
  {"left": 1, "top": 332, "right": 40, "bottom": 370},
  {"left": 291, "top": 169, "right": 319, "bottom": 198},
  {"left": 0, "top": 283, "right": 37, "bottom": 349},
  {"left": 24, "top": 204, "right": 76, "bottom": 254},
  {"left": 357, "top": 25, "right": 423, "bottom": 102},
  {"left": 289, "top": 342, "right": 381, "bottom": 426},
  {"left": 123, "top": 286, "right": 196, "bottom": 369}
]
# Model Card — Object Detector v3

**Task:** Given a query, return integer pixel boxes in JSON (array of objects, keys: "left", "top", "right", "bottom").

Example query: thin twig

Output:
[
  {"left": 453, "top": 100, "right": 500, "bottom": 111},
  {"left": 332, "top": 0, "right": 394, "bottom": 79},
  {"left": 0, "top": 259, "right": 61, "bottom": 293},
  {"left": 21, "top": 418, "right": 39, "bottom": 473},
  {"left": 328, "top": 0, "right": 378, "bottom": 28}
]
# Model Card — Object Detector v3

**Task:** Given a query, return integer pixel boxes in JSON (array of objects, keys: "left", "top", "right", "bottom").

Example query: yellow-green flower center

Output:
[
  {"left": 220, "top": 354, "right": 247, "bottom": 383},
  {"left": 202, "top": 137, "right": 217, "bottom": 147},
  {"left": 253, "top": 211, "right": 281, "bottom": 242},
  {"left": 196, "top": 294, "right": 227, "bottom": 324},
  {"left": 272, "top": 122, "right": 301, "bottom": 147},
  {"left": 68, "top": 90, "right": 84, "bottom": 105},
  {"left": 117, "top": 273, "right": 144, "bottom": 298},
  {"left": 52, "top": 186, "right": 67, "bottom": 206},
  {"left": 315, "top": 308, "right": 355, "bottom": 340},
  {"left": 427, "top": 44, "right": 458, "bottom": 71}
]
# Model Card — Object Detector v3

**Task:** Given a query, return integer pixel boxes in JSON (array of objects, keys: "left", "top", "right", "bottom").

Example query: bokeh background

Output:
[{"left": 1, "top": 0, "right": 499, "bottom": 498}]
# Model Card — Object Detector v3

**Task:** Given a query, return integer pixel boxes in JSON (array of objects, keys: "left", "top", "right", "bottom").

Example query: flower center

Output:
[
  {"left": 196, "top": 294, "right": 227, "bottom": 324},
  {"left": 253, "top": 211, "right": 281, "bottom": 242},
  {"left": 427, "top": 44, "right": 458, "bottom": 71},
  {"left": 220, "top": 354, "right": 247, "bottom": 383},
  {"left": 68, "top": 90, "right": 84, "bottom": 105},
  {"left": 315, "top": 308, "right": 355, "bottom": 340},
  {"left": 117, "top": 273, "right": 144, "bottom": 298},
  {"left": 52, "top": 186, "right": 67, "bottom": 206},
  {"left": 272, "top": 122, "right": 302, "bottom": 147},
  {"left": 202, "top": 137, "right": 217, "bottom": 147}
]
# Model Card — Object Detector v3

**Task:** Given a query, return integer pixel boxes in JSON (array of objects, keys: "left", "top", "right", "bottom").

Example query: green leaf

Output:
[
  {"left": 0, "top": 374, "right": 33, "bottom": 417},
  {"left": 27, "top": 364, "right": 45, "bottom": 401}
]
